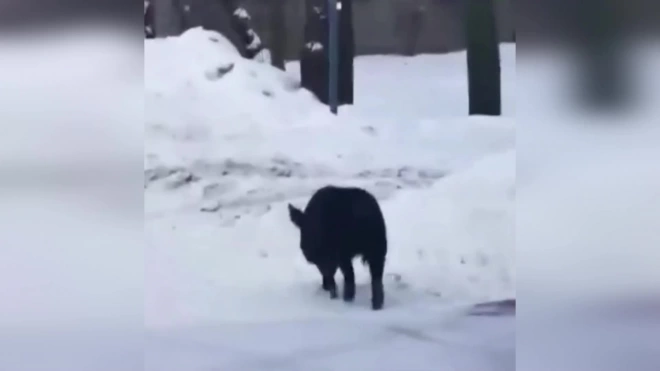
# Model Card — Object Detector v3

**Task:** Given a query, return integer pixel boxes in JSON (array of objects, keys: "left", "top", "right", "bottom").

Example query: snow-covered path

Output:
[{"left": 147, "top": 303, "right": 514, "bottom": 371}]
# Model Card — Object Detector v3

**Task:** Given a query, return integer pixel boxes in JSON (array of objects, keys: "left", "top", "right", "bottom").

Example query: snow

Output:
[
  {"left": 515, "top": 120, "right": 660, "bottom": 371},
  {"left": 246, "top": 29, "right": 262, "bottom": 51},
  {"left": 517, "top": 43, "right": 660, "bottom": 305},
  {"left": 518, "top": 131, "right": 660, "bottom": 302},
  {"left": 0, "top": 26, "right": 142, "bottom": 371},
  {"left": 253, "top": 47, "right": 272, "bottom": 64},
  {"left": 144, "top": 28, "right": 515, "bottom": 370},
  {"left": 145, "top": 148, "right": 514, "bottom": 326},
  {"left": 146, "top": 309, "right": 514, "bottom": 371},
  {"left": 234, "top": 7, "right": 250, "bottom": 20},
  {"left": 5, "top": 23, "right": 658, "bottom": 371},
  {"left": 516, "top": 44, "right": 660, "bottom": 370},
  {"left": 306, "top": 41, "right": 324, "bottom": 51}
]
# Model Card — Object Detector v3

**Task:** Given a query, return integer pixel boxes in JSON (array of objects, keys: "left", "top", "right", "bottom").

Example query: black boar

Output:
[{"left": 288, "top": 185, "right": 387, "bottom": 310}]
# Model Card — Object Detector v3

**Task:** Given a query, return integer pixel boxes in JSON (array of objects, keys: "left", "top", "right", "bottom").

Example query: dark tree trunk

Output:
[
  {"left": 465, "top": 0, "right": 501, "bottom": 116},
  {"left": 269, "top": 0, "right": 287, "bottom": 69},
  {"left": 300, "top": 0, "right": 328, "bottom": 103},
  {"left": 145, "top": 0, "right": 156, "bottom": 39},
  {"left": 300, "top": 0, "right": 354, "bottom": 106},
  {"left": 338, "top": 0, "right": 355, "bottom": 105}
]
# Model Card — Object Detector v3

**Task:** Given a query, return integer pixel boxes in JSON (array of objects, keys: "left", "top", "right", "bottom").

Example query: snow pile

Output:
[
  {"left": 386, "top": 149, "right": 515, "bottom": 302},
  {"left": 145, "top": 28, "right": 329, "bottom": 140}
]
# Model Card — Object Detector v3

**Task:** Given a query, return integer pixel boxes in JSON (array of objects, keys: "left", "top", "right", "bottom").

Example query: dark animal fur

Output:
[{"left": 288, "top": 185, "right": 387, "bottom": 310}]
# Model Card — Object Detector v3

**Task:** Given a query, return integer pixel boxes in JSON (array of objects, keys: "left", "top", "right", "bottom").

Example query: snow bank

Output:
[
  {"left": 145, "top": 27, "right": 333, "bottom": 140},
  {"left": 385, "top": 149, "right": 515, "bottom": 302}
]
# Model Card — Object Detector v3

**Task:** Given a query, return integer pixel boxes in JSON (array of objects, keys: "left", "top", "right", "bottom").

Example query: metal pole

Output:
[{"left": 328, "top": 0, "right": 339, "bottom": 114}]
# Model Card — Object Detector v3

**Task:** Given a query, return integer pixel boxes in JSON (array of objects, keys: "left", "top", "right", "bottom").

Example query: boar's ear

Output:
[{"left": 288, "top": 203, "right": 304, "bottom": 229}]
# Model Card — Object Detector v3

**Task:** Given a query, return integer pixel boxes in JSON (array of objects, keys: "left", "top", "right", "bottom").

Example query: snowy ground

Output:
[
  {"left": 516, "top": 43, "right": 660, "bottom": 304},
  {"left": 144, "top": 28, "right": 515, "bottom": 370},
  {"left": 516, "top": 43, "right": 660, "bottom": 371},
  {"left": 146, "top": 303, "right": 514, "bottom": 371},
  {"left": 4, "top": 25, "right": 659, "bottom": 371}
]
